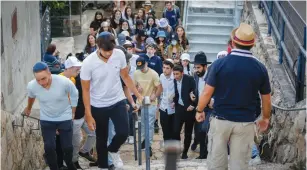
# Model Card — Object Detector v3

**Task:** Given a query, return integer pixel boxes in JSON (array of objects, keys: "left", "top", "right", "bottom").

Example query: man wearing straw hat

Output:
[{"left": 196, "top": 23, "right": 272, "bottom": 170}]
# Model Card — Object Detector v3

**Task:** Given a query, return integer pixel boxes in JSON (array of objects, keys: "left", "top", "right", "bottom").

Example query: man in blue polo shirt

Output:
[{"left": 196, "top": 23, "right": 272, "bottom": 170}]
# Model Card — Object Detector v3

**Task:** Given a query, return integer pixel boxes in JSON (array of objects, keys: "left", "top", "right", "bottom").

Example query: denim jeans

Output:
[
  {"left": 72, "top": 118, "right": 96, "bottom": 162},
  {"left": 141, "top": 104, "right": 157, "bottom": 146},
  {"left": 91, "top": 100, "right": 129, "bottom": 168},
  {"left": 41, "top": 120, "right": 75, "bottom": 170},
  {"left": 107, "top": 119, "right": 115, "bottom": 166},
  {"left": 251, "top": 144, "right": 259, "bottom": 158}
]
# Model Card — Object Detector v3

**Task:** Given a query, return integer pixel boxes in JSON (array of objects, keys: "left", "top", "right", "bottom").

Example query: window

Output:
[{"left": 11, "top": 8, "right": 17, "bottom": 38}]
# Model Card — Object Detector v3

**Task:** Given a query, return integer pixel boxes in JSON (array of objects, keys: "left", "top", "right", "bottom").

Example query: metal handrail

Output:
[
  {"left": 182, "top": 0, "right": 189, "bottom": 31},
  {"left": 261, "top": 0, "right": 306, "bottom": 102},
  {"left": 12, "top": 113, "right": 41, "bottom": 134}
]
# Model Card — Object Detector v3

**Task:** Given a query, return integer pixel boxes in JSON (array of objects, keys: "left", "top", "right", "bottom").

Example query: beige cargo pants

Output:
[{"left": 207, "top": 117, "right": 255, "bottom": 170}]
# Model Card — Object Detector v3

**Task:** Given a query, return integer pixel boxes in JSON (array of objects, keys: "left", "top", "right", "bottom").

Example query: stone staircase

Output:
[{"left": 183, "top": 0, "right": 244, "bottom": 62}]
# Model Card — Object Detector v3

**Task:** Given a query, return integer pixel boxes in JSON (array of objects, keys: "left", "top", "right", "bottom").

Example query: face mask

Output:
[
  {"left": 122, "top": 27, "right": 128, "bottom": 31},
  {"left": 171, "top": 40, "right": 177, "bottom": 46},
  {"left": 147, "top": 53, "right": 154, "bottom": 57}
]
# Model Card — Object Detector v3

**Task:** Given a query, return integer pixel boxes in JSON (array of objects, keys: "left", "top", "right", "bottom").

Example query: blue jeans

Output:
[
  {"left": 251, "top": 144, "right": 259, "bottom": 158},
  {"left": 41, "top": 120, "right": 74, "bottom": 170},
  {"left": 141, "top": 104, "right": 157, "bottom": 146},
  {"left": 107, "top": 119, "right": 115, "bottom": 166}
]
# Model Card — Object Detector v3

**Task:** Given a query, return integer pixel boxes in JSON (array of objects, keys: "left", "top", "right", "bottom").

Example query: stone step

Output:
[
  {"left": 187, "top": 14, "right": 234, "bottom": 25},
  {"left": 187, "top": 32, "right": 230, "bottom": 43},
  {"left": 186, "top": 23, "right": 233, "bottom": 34},
  {"left": 188, "top": 7, "right": 235, "bottom": 16}
]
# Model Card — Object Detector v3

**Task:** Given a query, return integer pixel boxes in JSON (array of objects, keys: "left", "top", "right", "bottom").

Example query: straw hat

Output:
[
  {"left": 231, "top": 23, "right": 255, "bottom": 46},
  {"left": 142, "top": 0, "right": 154, "bottom": 7}
]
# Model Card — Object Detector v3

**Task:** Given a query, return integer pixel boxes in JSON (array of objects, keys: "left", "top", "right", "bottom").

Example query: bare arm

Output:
[
  {"left": 26, "top": 97, "right": 35, "bottom": 111},
  {"left": 197, "top": 84, "right": 215, "bottom": 111},
  {"left": 123, "top": 86, "right": 136, "bottom": 106},
  {"left": 155, "top": 84, "right": 163, "bottom": 97},
  {"left": 81, "top": 80, "right": 92, "bottom": 117},
  {"left": 121, "top": 67, "right": 142, "bottom": 99},
  {"left": 261, "top": 93, "right": 271, "bottom": 119}
]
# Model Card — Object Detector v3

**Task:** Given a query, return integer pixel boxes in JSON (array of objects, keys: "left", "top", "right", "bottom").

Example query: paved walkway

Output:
[{"left": 45, "top": 8, "right": 291, "bottom": 170}]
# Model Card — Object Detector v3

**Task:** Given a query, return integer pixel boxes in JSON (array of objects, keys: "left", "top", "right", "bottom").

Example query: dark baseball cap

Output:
[{"left": 136, "top": 56, "right": 147, "bottom": 70}]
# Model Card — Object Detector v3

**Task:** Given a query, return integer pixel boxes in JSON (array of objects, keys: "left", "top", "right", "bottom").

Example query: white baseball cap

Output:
[
  {"left": 65, "top": 56, "right": 82, "bottom": 69},
  {"left": 121, "top": 30, "right": 130, "bottom": 37},
  {"left": 181, "top": 53, "right": 191, "bottom": 61}
]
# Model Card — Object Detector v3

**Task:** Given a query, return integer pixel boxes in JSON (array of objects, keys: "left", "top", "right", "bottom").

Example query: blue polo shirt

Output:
[
  {"left": 140, "top": 54, "right": 163, "bottom": 75},
  {"left": 206, "top": 49, "right": 271, "bottom": 122}
]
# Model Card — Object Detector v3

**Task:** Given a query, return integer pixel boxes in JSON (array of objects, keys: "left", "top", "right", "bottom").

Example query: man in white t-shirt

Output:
[{"left": 80, "top": 32, "right": 143, "bottom": 169}]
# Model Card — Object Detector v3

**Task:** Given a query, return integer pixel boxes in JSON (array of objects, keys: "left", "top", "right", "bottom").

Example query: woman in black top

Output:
[
  {"left": 84, "top": 34, "right": 97, "bottom": 56},
  {"left": 110, "top": 9, "right": 123, "bottom": 34},
  {"left": 118, "top": 19, "right": 133, "bottom": 36},
  {"left": 90, "top": 11, "right": 103, "bottom": 36}
]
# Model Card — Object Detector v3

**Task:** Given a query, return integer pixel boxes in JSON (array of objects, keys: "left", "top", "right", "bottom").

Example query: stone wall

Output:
[
  {"left": 241, "top": 1, "right": 306, "bottom": 164},
  {"left": 1, "top": 1, "right": 46, "bottom": 170}
]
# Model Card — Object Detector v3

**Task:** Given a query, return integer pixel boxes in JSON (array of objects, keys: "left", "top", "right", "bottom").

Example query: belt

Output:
[{"left": 210, "top": 114, "right": 226, "bottom": 120}]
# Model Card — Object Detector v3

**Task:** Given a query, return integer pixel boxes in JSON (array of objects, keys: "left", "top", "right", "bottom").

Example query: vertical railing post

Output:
[
  {"left": 138, "top": 120, "right": 142, "bottom": 165},
  {"left": 133, "top": 111, "right": 137, "bottom": 161},
  {"left": 69, "top": 1, "right": 73, "bottom": 37},
  {"left": 144, "top": 96, "right": 151, "bottom": 170},
  {"left": 295, "top": 27, "right": 306, "bottom": 102},
  {"left": 278, "top": 20, "right": 285, "bottom": 64},
  {"left": 268, "top": 1, "right": 273, "bottom": 35}
]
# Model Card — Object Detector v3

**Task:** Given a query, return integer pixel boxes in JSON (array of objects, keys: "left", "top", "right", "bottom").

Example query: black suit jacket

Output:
[{"left": 173, "top": 74, "right": 196, "bottom": 110}]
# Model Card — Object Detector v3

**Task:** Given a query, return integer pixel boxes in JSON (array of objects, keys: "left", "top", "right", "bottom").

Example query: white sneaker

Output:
[
  {"left": 109, "top": 152, "right": 123, "bottom": 168},
  {"left": 128, "top": 136, "right": 134, "bottom": 144},
  {"left": 249, "top": 155, "right": 261, "bottom": 166}
]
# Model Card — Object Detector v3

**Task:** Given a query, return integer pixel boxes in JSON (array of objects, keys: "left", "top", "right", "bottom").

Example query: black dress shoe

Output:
[
  {"left": 181, "top": 153, "right": 188, "bottom": 159},
  {"left": 79, "top": 152, "right": 97, "bottom": 162},
  {"left": 108, "top": 164, "right": 115, "bottom": 170},
  {"left": 196, "top": 155, "right": 206, "bottom": 159},
  {"left": 73, "top": 161, "right": 83, "bottom": 169},
  {"left": 89, "top": 161, "right": 98, "bottom": 167}
]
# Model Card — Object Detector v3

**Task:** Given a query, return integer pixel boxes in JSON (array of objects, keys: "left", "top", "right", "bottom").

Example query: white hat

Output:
[
  {"left": 216, "top": 51, "right": 228, "bottom": 59},
  {"left": 121, "top": 30, "right": 130, "bottom": 37},
  {"left": 158, "top": 18, "right": 169, "bottom": 28},
  {"left": 180, "top": 53, "right": 190, "bottom": 61},
  {"left": 124, "top": 40, "right": 132, "bottom": 46},
  {"left": 65, "top": 56, "right": 82, "bottom": 68}
]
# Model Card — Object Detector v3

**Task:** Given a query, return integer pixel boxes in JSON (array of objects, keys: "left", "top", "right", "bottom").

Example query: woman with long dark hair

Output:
[
  {"left": 118, "top": 20, "right": 133, "bottom": 36},
  {"left": 110, "top": 9, "right": 123, "bottom": 34},
  {"left": 155, "top": 31, "right": 167, "bottom": 60},
  {"left": 145, "top": 16, "right": 158, "bottom": 39},
  {"left": 180, "top": 53, "right": 193, "bottom": 75},
  {"left": 122, "top": 6, "right": 135, "bottom": 31},
  {"left": 90, "top": 11, "right": 103, "bottom": 36},
  {"left": 84, "top": 34, "right": 97, "bottom": 55},
  {"left": 135, "top": 8, "right": 146, "bottom": 24},
  {"left": 176, "top": 26, "right": 189, "bottom": 52},
  {"left": 134, "top": 29, "right": 147, "bottom": 55}
]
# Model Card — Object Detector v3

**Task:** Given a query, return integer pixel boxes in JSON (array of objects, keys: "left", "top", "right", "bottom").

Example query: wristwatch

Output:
[{"left": 195, "top": 107, "right": 202, "bottom": 113}]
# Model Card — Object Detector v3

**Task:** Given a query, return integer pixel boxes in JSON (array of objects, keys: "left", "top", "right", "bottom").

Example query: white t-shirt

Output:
[
  {"left": 129, "top": 54, "right": 139, "bottom": 68},
  {"left": 80, "top": 49, "right": 127, "bottom": 107}
]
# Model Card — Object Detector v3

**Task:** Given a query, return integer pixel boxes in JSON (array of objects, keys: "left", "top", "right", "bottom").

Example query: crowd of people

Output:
[{"left": 25, "top": 1, "right": 272, "bottom": 170}]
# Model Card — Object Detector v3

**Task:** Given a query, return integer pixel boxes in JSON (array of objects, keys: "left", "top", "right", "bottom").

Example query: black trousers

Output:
[
  {"left": 91, "top": 100, "right": 129, "bottom": 168},
  {"left": 173, "top": 105, "right": 195, "bottom": 154},
  {"left": 159, "top": 109, "right": 175, "bottom": 141},
  {"left": 193, "top": 122, "right": 208, "bottom": 157}
]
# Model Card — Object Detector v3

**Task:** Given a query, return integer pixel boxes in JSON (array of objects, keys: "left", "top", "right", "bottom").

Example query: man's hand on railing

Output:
[{"left": 23, "top": 107, "right": 31, "bottom": 117}]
